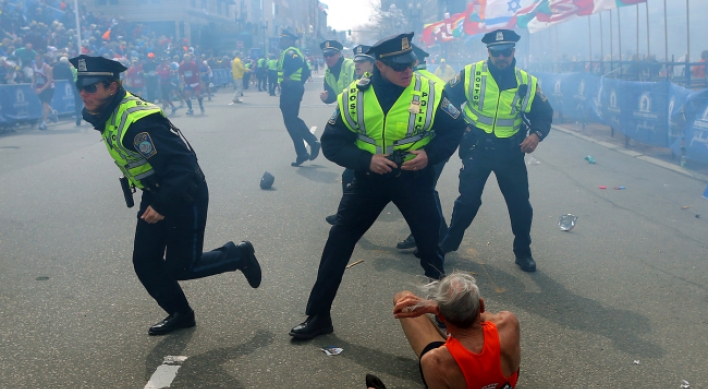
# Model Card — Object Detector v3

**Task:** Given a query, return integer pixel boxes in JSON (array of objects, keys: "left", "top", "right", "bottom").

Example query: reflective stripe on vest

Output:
[
  {"left": 337, "top": 74, "right": 443, "bottom": 156},
  {"left": 101, "top": 92, "right": 164, "bottom": 189},
  {"left": 325, "top": 59, "right": 356, "bottom": 95},
  {"left": 416, "top": 68, "right": 445, "bottom": 85},
  {"left": 463, "top": 60, "right": 537, "bottom": 138},
  {"left": 278, "top": 46, "right": 305, "bottom": 83}
]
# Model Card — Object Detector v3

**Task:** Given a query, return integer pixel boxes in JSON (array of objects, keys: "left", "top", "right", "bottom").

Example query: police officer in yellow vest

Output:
[
  {"left": 289, "top": 32, "right": 466, "bottom": 340},
  {"left": 439, "top": 30, "right": 553, "bottom": 272},
  {"left": 320, "top": 40, "right": 355, "bottom": 104},
  {"left": 266, "top": 54, "right": 278, "bottom": 96},
  {"left": 278, "top": 30, "right": 320, "bottom": 166},
  {"left": 70, "top": 55, "right": 262, "bottom": 335}
]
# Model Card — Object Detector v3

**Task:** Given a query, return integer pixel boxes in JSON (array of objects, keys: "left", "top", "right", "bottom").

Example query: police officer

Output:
[
  {"left": 396, "top": 44, "right": 450, "bottom": 250},
  {"left": 319, "top": 40, "right": 356, "bottom": 104},
  {"left": 278, "top": 30, "right": 320, "bottom": 167},
  {"left": 70, "top": 55, "right": 262, "bottom": 335},
  {"left": 289, "top": 33, "right": 466, "bottom": 340},
  {"left": 266, "top": 54, "right": 278, "bottom": 96},
  {"left": 256, "top": 55, "right": 267, "bottom": 92},
  {"left": 352, "top": 44, "right": 375, "bottom": 79},
  {"left": 439, "top": 29, "right": 553, "bottom": 272}
]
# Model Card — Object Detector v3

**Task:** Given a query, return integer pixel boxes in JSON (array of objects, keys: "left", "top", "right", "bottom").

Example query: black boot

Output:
[
  {"left": 289, "top": 315, "right": 333, "bottom": 340},
  {"left": 396, "top": 234, "right": 416, "bottom": 250},
  {"left": 148, "top": 310, "right": 196, "bottom": 336},
  {"left": 291, "top": 154, "right": 309, "bottom": 167},
  {"left": 325, "top": 214, "right": 337, "bottom": 225},
  {"left": 227, "top": 241, "right": 262, "bottom": 288},
  {"left": 515, "top": 255, "right": 536, "bottom": 272},
  {"left": 309, "top": 142, "right": 321, "bottom": 160}
]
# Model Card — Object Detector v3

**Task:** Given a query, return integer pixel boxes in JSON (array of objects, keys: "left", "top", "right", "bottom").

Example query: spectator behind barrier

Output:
[{"left": 392, "top": 272, "right": 521, "bottom": 389}]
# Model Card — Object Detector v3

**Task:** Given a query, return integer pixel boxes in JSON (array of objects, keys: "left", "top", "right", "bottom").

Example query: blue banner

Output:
[
  {"left": 51, "top": 81, "right": 77, "bottom": 115},
  {"left": 0, "top": 84, "right": 43, "bottom": 121},
  {"left": 534, "top": 72, "right": 601, "bottom": 123},
  {"left": 211, "top": 69, "right": 232, "bottom": 86},
  {"left": 671, "top": 89, "right": 708, "bottom": 164}
]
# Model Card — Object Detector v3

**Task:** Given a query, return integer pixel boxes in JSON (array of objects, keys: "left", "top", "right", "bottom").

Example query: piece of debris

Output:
[
  {"left": 633, "top": 360, "right": 640, "bottom": 365},
  {"left": 260, "top": 171, "right": 274, "bottom": 190},
  {"left": 681, "top": 205, "right": 692, "bottom": 210},
  {"left": 696, "top": 215, "right": 701, "bottom": 219},
  {"left": 598, "top": 185, "right": 607, "bottom": 189},
  {"left": 346, "top": 260, "right": 364, "bottom": 269},
  {"left": 321, "top": 347, "right": 343, "bottom": 356},
  {"left": 584, "top": 155, "right": 596, "bottom": 164},
  {"left": 526, "top": 156, "right": 540, "bottom": 165},
  {"left": 559, "top": 214, "right": 578, "bottom": 231},
  {"left": 680, "top": 379, "right": 690, "bottom": 389},
  {"left": 613, "top": 186, "right": 626, "bottom": 190}
]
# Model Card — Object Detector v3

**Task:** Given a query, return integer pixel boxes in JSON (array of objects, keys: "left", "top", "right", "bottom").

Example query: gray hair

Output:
[{"left": 423, "top": 271, "right": 481, "bottom": 328}]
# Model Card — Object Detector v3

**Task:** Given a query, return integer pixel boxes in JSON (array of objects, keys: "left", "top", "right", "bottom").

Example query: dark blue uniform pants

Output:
[
  {"left": 132, "top": 182, "right": 241, "bottom": 314},
  {"left": 305, "top": 169, "right": 445, "bottom": 316},
  {"left": 280, "top": 82, "right": 317, "bottom": 158},
  {"left": 441, "top": 149, "right": 533, "bottom": 257},
  {"left": 267, "top": 71, "right": 278, "bottom": 95},
  {"left": 339, "top": 158, "right": 449, "bottom": 238}
]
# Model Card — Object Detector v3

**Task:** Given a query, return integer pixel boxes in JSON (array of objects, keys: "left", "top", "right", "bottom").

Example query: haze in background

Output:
[{"left": 322, "top": 0, "right": 376, "bottom": 31}]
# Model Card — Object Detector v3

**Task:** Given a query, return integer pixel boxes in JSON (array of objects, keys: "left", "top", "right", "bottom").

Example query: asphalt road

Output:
[{"left": 1, "top": 76, "right": 707, "bottom": 389}]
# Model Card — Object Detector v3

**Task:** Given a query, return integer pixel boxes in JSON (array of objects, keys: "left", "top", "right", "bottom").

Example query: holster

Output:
[{"left": 119, "top": 176, "right": 135, "bottom": 208}]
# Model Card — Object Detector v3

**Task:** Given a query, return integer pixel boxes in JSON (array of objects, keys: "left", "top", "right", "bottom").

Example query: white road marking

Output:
[{"left": 144, "top": 356, "right": 188, "bottom": 389}]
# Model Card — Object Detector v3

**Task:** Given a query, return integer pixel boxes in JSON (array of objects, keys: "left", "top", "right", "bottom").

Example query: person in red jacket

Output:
[
  {"left": 393, "top": 272, "right": 520, "bottom": 389},
  {"left": 179, "top": 53, "right": 205, "bottom": 115}
]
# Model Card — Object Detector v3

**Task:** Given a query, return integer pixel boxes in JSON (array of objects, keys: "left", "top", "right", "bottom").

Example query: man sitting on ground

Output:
[{"left": 392, "top": 272, "right": 520, "bottom": 389}]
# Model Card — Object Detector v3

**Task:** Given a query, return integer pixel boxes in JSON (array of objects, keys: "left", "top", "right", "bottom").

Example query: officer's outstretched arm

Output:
[{"left": 524, "top": 86, "right": 554, "bottom": 140}]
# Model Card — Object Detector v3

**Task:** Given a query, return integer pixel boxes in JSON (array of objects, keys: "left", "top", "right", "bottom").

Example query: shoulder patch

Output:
[
  {"left": 134, "top": 132, "right": 158, "bottom": 159},
  {"left": 536, "top": 85, "right": 548, "bottom": 102},
  {"left": 440, "top": 97, "right": 460, "bottom": 119},
  {"left": 448, "top": 72, "right": 462, "bottom": 88},
  {"left": 328, "top": 107, "right": 340, "bottom": 125}
]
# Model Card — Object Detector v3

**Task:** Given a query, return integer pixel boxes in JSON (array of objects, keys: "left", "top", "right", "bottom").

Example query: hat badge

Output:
[
  {"left": 496, "top": 31, "right": 504, "bottom": 41},
  {"left": 78, "top": 59, "right": 87, "bottom": 72},
  {"left": 402, "top": 37, "right": 411, "bottom": 50},
  {"left": 326, "top": 42, "right": 330, "bottom": 48}
]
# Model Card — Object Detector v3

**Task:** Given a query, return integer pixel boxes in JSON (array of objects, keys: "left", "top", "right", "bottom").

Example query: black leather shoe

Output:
[
  {"left": 396, "top": 234, "right": 416, "bottom": 250},
  {"left": 236, "top": 241, "right": 261, "bottom": 288},
  {"left": 289, "top": 315, "right": 333, "bottom": 340},
  {"left": 148, "top": 310, "right": 196, "bottom": 336},
  {"left": 515, "top": 255, "right": 537, "bottom": 272},
  {"left": 309, "top": 142, "right": 321, "bottom": 160},
  {"left": 291, "top": 154, "right": 309, "bottom": 167},
  {"left": 325, "top": 214, "right": 337, "bottom": 225}
]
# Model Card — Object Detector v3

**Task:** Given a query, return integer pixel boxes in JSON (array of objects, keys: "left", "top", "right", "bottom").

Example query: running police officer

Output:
[
  {"left": 289, "top": 33, "right": 467, "bottom": 340},
  {"left": 70, "top": 55, "right": 262, "bottom": 335},
  {"left": 396, "top": 44, "right": 450, "bottom": 250},
  {"left": 266, "top": 54, "right": 278, "bottom": 96},
  {"left": 439, "top": 29, "right": 553, "bottom": 272},
  {"left": 320, "top": 40, "right": 356, "bottom": 104},
  {"left": 278, "top": 30, "right": 320, "bottom": 166}
]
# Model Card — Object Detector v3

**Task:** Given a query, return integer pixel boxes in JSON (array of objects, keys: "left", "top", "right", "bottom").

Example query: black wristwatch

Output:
[{"left": 533, "top": 131, "right": 544, "bottom": 141}]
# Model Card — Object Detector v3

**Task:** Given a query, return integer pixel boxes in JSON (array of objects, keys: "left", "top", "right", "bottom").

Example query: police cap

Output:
[
  {"left": 481, "top": 29, "right": 521, "bottom": 51},
  {"left": 411, "top": 44, "right": 429, "bottom": 60},
  {"left": 368, "top": 32, "right": 417, "bottom": 64},
  {"left": 69, "top": 54, "right": 127, "bottom": 87},
  {"left": 260, "top": 171, "right": 275, "bottom": 190},
  {"left": 353, "top": 45, "right": 374, "bottom": 62},
  {"left": 279, "top": 29, "right": 300, "bottom": 40},
  {"left": 320, "top": 40, "right": 343, "bottom": 54}
]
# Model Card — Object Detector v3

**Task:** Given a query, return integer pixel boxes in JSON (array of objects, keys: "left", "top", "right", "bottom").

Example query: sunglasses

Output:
[
  {"left": 384, "top": 61, "right": 415, "bottom": 72},
  {"left": 76, "top": 81, "right": 107, "bottom": 94},
  {"left": 323, "top": 51, "right": 339, "bottom": 58},
  {"left": 489, "top": 48, "right": 514, "bottom": 58}
]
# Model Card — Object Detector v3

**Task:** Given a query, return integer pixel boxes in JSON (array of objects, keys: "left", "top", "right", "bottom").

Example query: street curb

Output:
[{"left": 551, "top": 124, "right": 708, "bottom": 183}]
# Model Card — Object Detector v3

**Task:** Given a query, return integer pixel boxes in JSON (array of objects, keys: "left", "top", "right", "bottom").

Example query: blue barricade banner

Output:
[
  {"left": 51, "top": 81, "right": 77, "bottom": 115},
  {"left": 672, "top": 89, "right": 708, "bottom": 164},
  {"left": 534, "top": 72, "right": 601, "bottom": 123},
  {"left": 211, "top": 69, "right": 232, "bottom": 86},
  {"left": 0, "top": 83, "right": 43, "bottom": 121}
]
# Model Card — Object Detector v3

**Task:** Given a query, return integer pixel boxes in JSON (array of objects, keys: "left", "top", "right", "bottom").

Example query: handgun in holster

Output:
[{"left": 119, "top": 176, "right": 136, "bottom": 208}]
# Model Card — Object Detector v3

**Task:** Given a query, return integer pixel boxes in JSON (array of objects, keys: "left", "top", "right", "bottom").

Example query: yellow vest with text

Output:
[
  {"left": 463, "top": 60, "right": 537, "bottom": 138},
  {"left": 278, "top": 46, "right": 305, "bottom": 83},
  {"left": 325, "top": 58, "right": 356, "bottom": 95},
  {"left": 338, "top": 74, "right": 444, "bottom": 157},
  {"left": 101, "top": 92, "right": 164, "bottom": 189}
]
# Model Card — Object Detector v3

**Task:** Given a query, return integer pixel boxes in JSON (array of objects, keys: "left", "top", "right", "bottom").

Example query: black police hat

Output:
[
  {"left": 353, "top": 45, "right": 374, "bottom": 62},
  {"left": 260, "top": 171, "right": 275, "bottom": 190},
  {"left": 320, "top": 40, "right": 343, "bottom": 54},
  {"left": 280, "top": 29, "right": 300, "bottom": 40},
  {"left": 411, "top": 44, "right": 429, "bottom": 60},
  {"left": 368, "top": 32, "right": 417, "bottom": 64},
  {"left": 481, "top": 29, "right": 521, "bottom": 50},
  {"left": 69, "top": 54, "right": 127, "bottom": 87}
]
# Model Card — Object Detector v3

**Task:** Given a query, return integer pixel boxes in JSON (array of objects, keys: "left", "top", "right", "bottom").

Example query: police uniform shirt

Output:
[
  {"left": 322, "top": 56, "right": 344, "bottom": 104},
  {"left": 445, "top": 58, "right": 553, "bottom": 141},
  {"left": 83, "top": 90, "right": 201, "bottom": 216},
  {"left": 321, "top": 71, "right": 467, "bottom": 172},
  {"left": 282, "top": 48, "right": 305, "bottom": 81}
]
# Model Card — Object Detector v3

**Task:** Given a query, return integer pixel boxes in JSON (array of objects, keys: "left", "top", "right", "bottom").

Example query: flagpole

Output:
[
  {"left": 645, "top": 1, "right": 650, "bottom": 57},
  {"left": 609, "top": 10, "right": 614, "bottom": 67},
  {"left": 617, "top": 5, "right": 623, "bottom": 73},
  {"left": 686, "top": 0, "right": 690, "bottom": 65},
  {"left": 588, "top": 15, "right": 593, "bottom": 64},
  {"left": 636, "top": 4, "right": 639, "bottom": 58},
  {"left": 74, "top": 0, "right": 82, "bottom": 54}
]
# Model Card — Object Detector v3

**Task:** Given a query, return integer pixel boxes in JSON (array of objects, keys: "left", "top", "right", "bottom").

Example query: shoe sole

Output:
[
  {"left": 288, "top": 325, "right": 334, "bottom": 340},
  {"left": 515, "top": 260, "right": 536, "bottom": 273}
]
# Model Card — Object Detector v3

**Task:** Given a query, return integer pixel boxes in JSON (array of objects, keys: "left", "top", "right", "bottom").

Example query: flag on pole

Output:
[{"left": 519, "top": 0, "right": 647, "bottom": 33}]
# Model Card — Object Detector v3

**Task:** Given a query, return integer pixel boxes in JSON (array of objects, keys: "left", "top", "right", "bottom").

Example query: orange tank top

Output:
[{"left": 445, "top": 321, "right": 519, "bottom": 389}]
